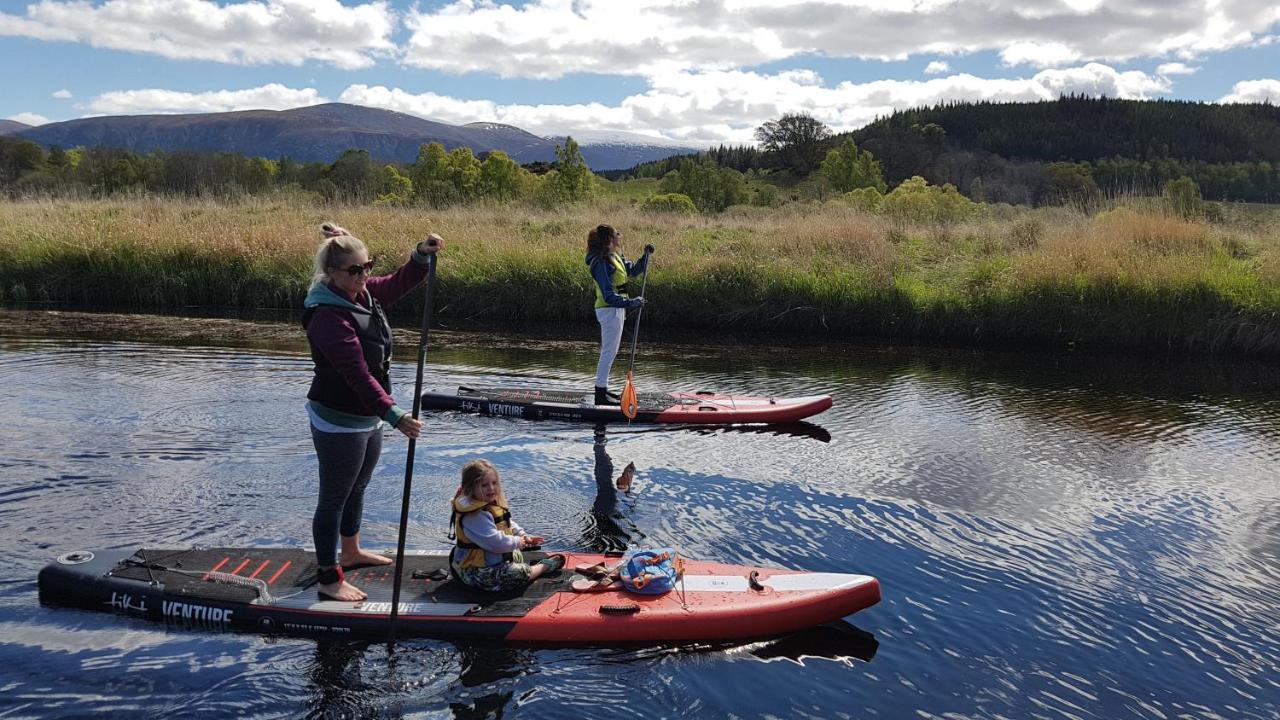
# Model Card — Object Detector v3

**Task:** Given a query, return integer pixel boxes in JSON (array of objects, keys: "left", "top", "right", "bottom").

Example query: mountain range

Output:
[{"left": 5, "top": 103, "right": 704, "bottom": 171}]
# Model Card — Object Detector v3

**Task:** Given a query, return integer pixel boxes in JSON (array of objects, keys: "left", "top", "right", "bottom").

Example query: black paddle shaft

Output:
[
  {"left": 389, "top": 242, "right": 437, "bottom": 639},
  {"left": 625, "top": 252, "right": 652, "bottom": 374}
]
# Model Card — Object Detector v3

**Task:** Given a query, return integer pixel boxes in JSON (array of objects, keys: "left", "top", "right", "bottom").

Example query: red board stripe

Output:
[
  {"left": 266, "top": 560, "right": 292, "bottom": 585},
  {"left": 248, "top": 560, "right": 271, "bottom": 579},
  {"left": 229, "top": 558, "right": 252, "bottom": 575},
  {"left": 202, "top": 557, "right": 229, "bottom": 581}
]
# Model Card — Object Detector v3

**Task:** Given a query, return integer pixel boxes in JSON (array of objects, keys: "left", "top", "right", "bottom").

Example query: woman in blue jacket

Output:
[{"left": 585, "top": 224, "right": 652, "bottom": 405}]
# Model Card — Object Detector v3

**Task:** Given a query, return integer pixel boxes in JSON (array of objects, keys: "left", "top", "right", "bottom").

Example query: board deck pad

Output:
[
  {"left": 109, "top": 548, "right": 560, "bottom": 617},
  {"left": 459, "top": 385, "right": 689, "bottom": 412}
]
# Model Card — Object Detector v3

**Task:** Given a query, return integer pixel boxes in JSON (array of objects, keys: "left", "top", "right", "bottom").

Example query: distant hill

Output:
[
  {"left": 14, "top": 103, "right": 701, "bottom": 171},
  {"left": 0, "top": 119, "right": 30, "bottom": 136},
  {"left": 17, "top": 103, "right": 556, "bottom": 165}
]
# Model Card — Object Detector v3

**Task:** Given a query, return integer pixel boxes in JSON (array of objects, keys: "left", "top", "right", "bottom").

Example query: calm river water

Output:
[{"left": 0, "top": 312, "right": 1277, "bottom": 718}]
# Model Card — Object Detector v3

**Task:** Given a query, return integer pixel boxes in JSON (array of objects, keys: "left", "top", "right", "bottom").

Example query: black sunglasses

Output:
[{"left": 333, "top": 259, "right": 376, "bottom": 276}]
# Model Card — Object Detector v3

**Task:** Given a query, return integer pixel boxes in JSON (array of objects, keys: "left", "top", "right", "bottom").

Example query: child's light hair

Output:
[{"left": 459, "top": 458, "right": 507, "bottom": 506}]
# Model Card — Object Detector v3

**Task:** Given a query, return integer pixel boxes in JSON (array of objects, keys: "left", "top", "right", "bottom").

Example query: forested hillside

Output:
[
  {"left": 624, "top": 98, "right": 1280, "bottom": 204},
  {"left": 853, "top": 97, "right": 1280, "bottom": 165}
]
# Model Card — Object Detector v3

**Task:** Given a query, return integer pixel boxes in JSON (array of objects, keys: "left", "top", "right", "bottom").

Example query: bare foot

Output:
[
  {"left": 340, "top": 549, "right": 393, "bottom": 569},
  {"left": 319, "top": 580, "right": 367, "bottom": 602}
]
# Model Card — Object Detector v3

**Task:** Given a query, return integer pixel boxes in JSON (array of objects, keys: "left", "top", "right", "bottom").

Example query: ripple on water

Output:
[{"left": 2, "top": 332, "right": 1279, "bottom": 719}]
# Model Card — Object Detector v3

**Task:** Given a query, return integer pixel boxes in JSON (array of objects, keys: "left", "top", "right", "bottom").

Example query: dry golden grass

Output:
[{"left": 1, "top": 195, "right": 1278, "bottom": 353}]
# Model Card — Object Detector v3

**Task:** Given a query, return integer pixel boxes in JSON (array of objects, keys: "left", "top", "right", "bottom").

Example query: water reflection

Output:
[
  {"left": 308, "top": 641, "right": 371, "bottom": 718},
  {"left": 449, "top": 644, "right": 534, "bottom": 720},
  {"left": 4, "top": 321, "right": 1280, "bottom": 720},
  {"left": 747, "top": 621, "right": 879, "bottom": 664},
  {"left": 624, "top": 421, "right": 833, "bottom": 443},
  {"left": 580, "top": 424, "right": 641, "bottom": 553}
]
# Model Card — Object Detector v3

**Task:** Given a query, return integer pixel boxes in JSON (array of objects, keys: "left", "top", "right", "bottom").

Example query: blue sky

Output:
[{"left": 2, "top": 0, "right": 1278, "bottom": 145}]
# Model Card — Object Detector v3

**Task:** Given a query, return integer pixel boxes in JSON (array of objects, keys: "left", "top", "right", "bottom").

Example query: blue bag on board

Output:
[{"left": 619, "top": 548, "right": 680, "bottom": 595}]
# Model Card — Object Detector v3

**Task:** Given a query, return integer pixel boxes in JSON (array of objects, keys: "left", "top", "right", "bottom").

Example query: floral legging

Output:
[{"left": 454, "top": 561, "right": 532, "bottom": 592}]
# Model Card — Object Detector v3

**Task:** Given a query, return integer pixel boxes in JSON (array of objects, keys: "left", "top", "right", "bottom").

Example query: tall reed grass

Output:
[{"left": 1, "top": 196, "right": 1277, "bottom": 355}]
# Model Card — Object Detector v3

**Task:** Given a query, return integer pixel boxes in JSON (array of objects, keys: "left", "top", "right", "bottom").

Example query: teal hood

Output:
[{"left": 304, "top": 282, "right": 369, "bottom": 313}]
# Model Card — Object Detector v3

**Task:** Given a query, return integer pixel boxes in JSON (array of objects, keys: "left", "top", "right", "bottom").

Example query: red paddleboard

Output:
[
  {"left": 38, "top": 548, "right": 879, "bottom": 645},
  {"left": 421, "top": 386, "right": 833, "bottom": 425}
]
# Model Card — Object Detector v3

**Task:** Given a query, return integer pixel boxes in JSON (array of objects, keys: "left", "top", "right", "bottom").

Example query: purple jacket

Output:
[{"left": 303, "top": 249, "right": 433, "bottom": 424}]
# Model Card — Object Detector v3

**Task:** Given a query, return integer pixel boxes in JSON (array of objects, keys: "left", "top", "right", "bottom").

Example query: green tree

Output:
[
  {"left": 843, "top": 186, "right": 884, "bottom": 213},
  {"left": 819, "top": 139, "right": 887, "bottom": 193},
  {"left": 326, "top": 149, "right": 379, "bottom": 202},
  {"left": 0, "top": 137, "right": 46, "bottom": 185},
  {"left": 410, "top": 142, "right": 459, "bottom": 206},
  {"left": 1162, "top": 175, "right": 1204, "bottom": 219},
  {"left": 1045, "top": 162, "right": 1098, "bottom": 204},
  {"left": 641, "top": 192, "right": 698, "bottom": 214},
  {"left": 545, "top": 136, "right": 594, "bottom": 202},
  {"left": 660, "top": 158, "right": 747, "bottom": 212},
  {"left": 754, "top": 113, "right": 832, "bottom": 175},
  {"left": 243, "top": 157, "right": 277, "bottom": 194},
  {"left": 882, "top": 176, "right": 981, "bottom": 223},
  {"left": 376, "top": 164, "right": 414, "bottom": 205},
  {"left": 277, "top": 155, "right": 301, "bottom": 185},
  {"left": 478, "top": 150, "right": 524, "bottom": 201},
  {"left": 447, "top": 147, "right": 481, "bottom": 200},
  {"left": 753, "top": 183, "right": 783, "bottom": 207},
  {"left": 46, "top": 145, "right": 70, "bottom": 174}
]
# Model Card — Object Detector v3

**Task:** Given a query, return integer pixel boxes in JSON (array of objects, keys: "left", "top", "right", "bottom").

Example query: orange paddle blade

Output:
[{"left": 620, "top": 371, "right": 638, "bottom": 420}]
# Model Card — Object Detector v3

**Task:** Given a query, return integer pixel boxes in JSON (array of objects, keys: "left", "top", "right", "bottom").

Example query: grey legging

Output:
[{"left": 311, "top": 425, "right": 383, "bottom": 567}]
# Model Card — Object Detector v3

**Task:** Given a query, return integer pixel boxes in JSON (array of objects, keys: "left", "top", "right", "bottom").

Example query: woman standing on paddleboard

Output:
[
  {"left": 586, "top": 224, "right": 652, "bottom": 406},
  {"left": 303, "top": 223, "right": 443, "bottom": 602}
]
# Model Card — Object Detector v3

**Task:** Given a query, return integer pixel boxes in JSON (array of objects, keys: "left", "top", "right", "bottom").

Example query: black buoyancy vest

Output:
[{"left": 302, "top": 293, "right": 393, "bottom": 416}]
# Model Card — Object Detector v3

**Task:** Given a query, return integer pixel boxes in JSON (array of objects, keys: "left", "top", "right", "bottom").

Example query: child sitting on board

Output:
[{"left": 448, "top": 459, "right": 565, "bottom": 592}]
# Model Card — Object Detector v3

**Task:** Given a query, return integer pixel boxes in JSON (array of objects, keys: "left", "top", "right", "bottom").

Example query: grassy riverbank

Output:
[{"left": 1, "top": 197, "right": 1278, "bottom": 355}]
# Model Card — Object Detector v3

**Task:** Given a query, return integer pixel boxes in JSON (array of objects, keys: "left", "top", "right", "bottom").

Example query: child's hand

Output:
[{"left": 523, "top": 535, "right": 545, "bottom": 548}]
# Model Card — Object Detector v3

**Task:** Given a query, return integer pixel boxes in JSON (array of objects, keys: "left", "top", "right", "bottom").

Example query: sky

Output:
[{"left": 2, "top": 0, "right": 1279, "bottom": 146}]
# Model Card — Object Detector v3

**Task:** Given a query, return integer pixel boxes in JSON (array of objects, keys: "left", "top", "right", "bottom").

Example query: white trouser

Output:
[{"left": 595, "top": 306, "right": 626, "bottom": 388}]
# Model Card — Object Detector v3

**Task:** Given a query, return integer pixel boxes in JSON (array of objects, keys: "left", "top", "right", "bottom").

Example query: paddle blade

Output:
[
  {"left": 616, "top": 461, "right": 635, "bottom": 491},
  {"left": 620, "top": 372, "right": 638, "bottom": 420}
]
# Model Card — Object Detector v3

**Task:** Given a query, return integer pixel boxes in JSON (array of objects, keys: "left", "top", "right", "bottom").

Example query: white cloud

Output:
[
  {"left": 1033, "top": 63, "right": 1172, "bottom": 98},
  {"left": 1, "top": 0, "right": 1275, "bottom": 83},
  {"left": 402, "top": 1, "right": 785, "bottom": 78},
  {"left": 1000, "top": 41, "right": 1082, "bottom": 68},
  {"left": 401, "top": 0, "right": 1280, "bottom": 79},
  {"left": 52, "top": 88, "right": 72, "bottom": 99},
  {"left": 1219, "top": 79, "right": 1280, "bottom": 103},
  {"left": 1156, "top": 62, "right": 1199, "bottom": 75},
  {"left": 86, "top": 84, "right": 329, "bottom": 115},
  {"left": 925, "top": 61, "right": 951, "bottom": 75},
  {"left": 0, "top": 0, "right": 397, "bottom": 70},
  {"left": 8, "top": 112, "right": 49, "bottom": 125},
  {"left": 342, "top": 62, "right": 1171, "bottom": 146}
]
